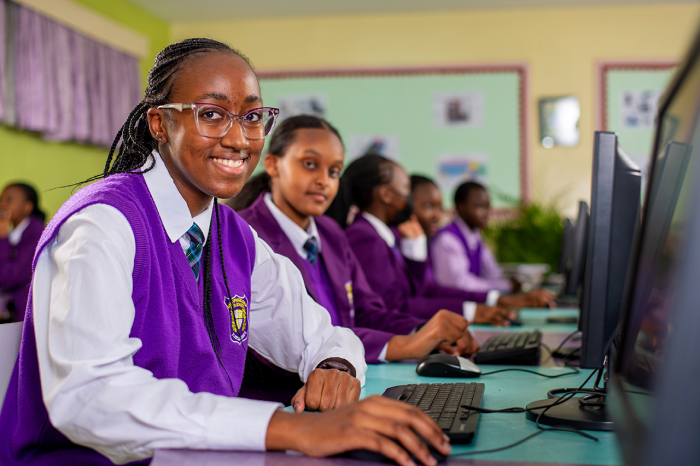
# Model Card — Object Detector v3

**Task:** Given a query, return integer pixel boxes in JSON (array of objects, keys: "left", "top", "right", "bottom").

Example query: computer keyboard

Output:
[
  {"left": 473, "top": 330, "right": 541, "bottom": 365},
  {"left": 382, "top": 382, "right": 484, "bottom": 444}
]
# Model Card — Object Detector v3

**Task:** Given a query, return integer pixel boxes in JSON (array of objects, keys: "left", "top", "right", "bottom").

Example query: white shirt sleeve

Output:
[
  {"left": 247, "top": 227, "right": 367, "bottom": 386},
  {"left": 400, "top": 234, "right": 428, "bottom": 262},
  {"left": 33, "top": 204, "right": 281, "bottom": 465}
]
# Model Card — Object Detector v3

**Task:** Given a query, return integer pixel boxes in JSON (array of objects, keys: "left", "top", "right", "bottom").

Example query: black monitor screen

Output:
[{"left": 611, "top": 27, "right": 700, "bottom": 466}]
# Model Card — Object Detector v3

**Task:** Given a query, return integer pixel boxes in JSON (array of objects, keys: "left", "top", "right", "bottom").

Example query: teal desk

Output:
[{"left": 154, "top": 309, "right": 623, "bottom": 465}]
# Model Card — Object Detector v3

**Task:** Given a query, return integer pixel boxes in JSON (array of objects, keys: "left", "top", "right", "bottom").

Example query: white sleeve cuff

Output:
[
  {"left": 377, "top": 343, "right": 390, "bottom": 363},
  {"left": 486, "top": 290, "right": 501, "bottom": 307},
  {"left": 400, "top": 235, "right": 428, "bottom": 262},
  {"left": 462, "top": 301, "right": 477, "bottom": 322}
]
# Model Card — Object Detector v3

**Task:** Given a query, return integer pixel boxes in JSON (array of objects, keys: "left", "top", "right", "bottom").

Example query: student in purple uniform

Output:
[
  {"left": 430, "top": 180, "right": 555, "bottom": 307},
  {"left": 0, "top": 182, "right": 45, "bottom": 322},
  {"left": 233, "top": 115, "right": 478, "bottom": 371},
  {"left": 326, "top": 153, "right": 508, "bottom": 325},
  {"left": 0, "top": 39, "right": 450, "bottom": 466}
]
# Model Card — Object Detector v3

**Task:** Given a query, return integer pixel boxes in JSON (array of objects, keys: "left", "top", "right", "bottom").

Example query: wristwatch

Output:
[{"left": 317, "top": 358, "right": 356, "bottom": 377}]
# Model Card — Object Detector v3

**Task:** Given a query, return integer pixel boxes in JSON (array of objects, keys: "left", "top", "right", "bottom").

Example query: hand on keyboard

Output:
[{"left": 266, "top": 395, "right": 452, "bottom": 466}]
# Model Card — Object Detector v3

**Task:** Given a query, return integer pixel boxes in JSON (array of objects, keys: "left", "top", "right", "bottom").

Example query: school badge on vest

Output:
[
  {"left": 345, "top": 281, "right": 355, "bottom": 319},
  {"left": 226, "top": 295, "right": 249, "bottom": 344}
]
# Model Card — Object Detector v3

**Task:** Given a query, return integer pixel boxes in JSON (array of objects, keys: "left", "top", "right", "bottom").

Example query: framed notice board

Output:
[
  {"left": 258, "top": 65, "right": 529, "bottom": 208},
  {"left": 597, "top": 60, "right": 679, "bottom": 176}
]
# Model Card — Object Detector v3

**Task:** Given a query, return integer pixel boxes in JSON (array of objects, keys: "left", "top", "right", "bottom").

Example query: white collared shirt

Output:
[
  {"left": 8, "top": 216, "right": 30, "bottom": 246},
  {"left": 31, "top": 152, "right": 366, "bottom": 465},
  {"left": 360, "top": 212, "right": 480, "bottom": 322},
  {"left": 265, "top": 195, "right": 394, "bottom": 362},
  {"left": 360, "top": 212, "right": 427, "bottom": 262},
  {"left": 263, "top": 192, "right": 321, "bottom": 260}
]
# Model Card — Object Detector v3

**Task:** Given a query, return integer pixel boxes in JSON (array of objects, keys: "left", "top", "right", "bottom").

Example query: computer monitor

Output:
[
  {"left": 609, "top": 25, "right": 700, "bottom": 466},
  {"left": 525, "top": 131, "right": 641, "bottom": 431},
  {"left": 579, "top": 132, "right": 641, "bottom": 370},
  {"left": 557, "top": 218, "right": 574, "bottom": 275},
  {"left": 563, "top": 200, "right": 589, "bottom": 297}
]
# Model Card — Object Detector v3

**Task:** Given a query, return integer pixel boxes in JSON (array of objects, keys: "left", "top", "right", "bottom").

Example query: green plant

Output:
[{"left": 483, "top": 202, "right": 564, "bottom": 271}]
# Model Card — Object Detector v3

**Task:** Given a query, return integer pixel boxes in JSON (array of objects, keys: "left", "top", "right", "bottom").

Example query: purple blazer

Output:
[
  {"left": 0, "top": 216, "right": 44, "bottom": 322},
  {"left": 239, "top": 194, "right": 425, "bottom": 363},
  {"left": 345, "top": 215, "right": 487, "bottom": 321}
]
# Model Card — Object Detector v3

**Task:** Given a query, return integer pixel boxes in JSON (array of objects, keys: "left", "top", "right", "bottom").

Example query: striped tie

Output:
[
  {"left": 185, "top": 223, "right": 204, "bottom": 282},
  {"left": 303, "top": 236, "right": 319, "bottom": 265}
]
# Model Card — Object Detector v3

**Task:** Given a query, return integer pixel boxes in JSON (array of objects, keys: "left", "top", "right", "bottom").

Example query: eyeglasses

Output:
[{"left": 157, "top": 103, "right": 280, "bottom": 140}]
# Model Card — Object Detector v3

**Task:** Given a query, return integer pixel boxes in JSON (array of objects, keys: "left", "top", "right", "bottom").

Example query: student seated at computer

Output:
[
  {"left": 0, "top": 39, "right": 450, "bottom": 466},
  {"left": 430, "top": 180, "right": 554, "bottom": 307},
  {"left": 233, "top": 114, "right": 478, "bottom": 371},
  {"left": 0, "top": 182, "right": 45, "bottom": 322},
  {"left": 326, "top": 153, "right": 508, "bottom": 326}
]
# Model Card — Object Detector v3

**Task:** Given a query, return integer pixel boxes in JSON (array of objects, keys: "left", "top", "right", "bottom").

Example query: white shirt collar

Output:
[
  {"left": 8, "top": 216, "right": 31, "bottom": 246},
  {"left": 455, "top": 216, "right": 481, "bottom": 250},
  {"left": 142, "top": 150, "right": 213, "bottom": 244},
  {"left": 264, "top": 192, "right": 321, "bottom": 259},
  {"left": 361, "top": 211, "right": 396, "bottom": 248}
]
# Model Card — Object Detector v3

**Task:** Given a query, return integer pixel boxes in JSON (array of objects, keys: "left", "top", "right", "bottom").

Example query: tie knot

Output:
[
  {"left": 187, "top": 223, "right": 204, "bottom": 245},
  {"left": 303, "top": 236, "right": 319, "bottom": 265}
]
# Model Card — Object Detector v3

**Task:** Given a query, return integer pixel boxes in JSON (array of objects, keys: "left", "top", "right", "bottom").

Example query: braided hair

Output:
[
  {"left": 325, "top": 152, "right": 395, "bottom": 228},
  {"left": 94, "top": 38, "right": 254, "bottom": 389}
]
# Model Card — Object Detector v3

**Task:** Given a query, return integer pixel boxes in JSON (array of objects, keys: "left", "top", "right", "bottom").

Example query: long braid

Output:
[{"left": 84, "top": 38, "right": 253, "bottom": 388}]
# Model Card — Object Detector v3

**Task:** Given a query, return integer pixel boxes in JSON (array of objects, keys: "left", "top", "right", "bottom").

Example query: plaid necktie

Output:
[
  {"left": 185, "top": 223, "right": 204, "bottom": 282},
  {"left": 303, "top": 236, "right": 319, "bottom": 265}
]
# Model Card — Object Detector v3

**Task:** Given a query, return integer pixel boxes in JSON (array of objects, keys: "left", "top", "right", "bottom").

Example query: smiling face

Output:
[
  {"left": 266, "top": 127, "right": 345, "bottom": 229},
  {"left": 147, "top": 51, "right": 264, "bottom": 215},
  {"left": 412, "top": 182, "right": 443, "bottom": 237}
]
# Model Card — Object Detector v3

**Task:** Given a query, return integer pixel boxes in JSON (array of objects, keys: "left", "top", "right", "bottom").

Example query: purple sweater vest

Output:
[
  {"left": 0, "top": 216, "right": 44, "bottom": 322},
  {"left": 0, "top": 174, "right": 256, "bottom": 465},
  {"left": 436, "top": 221, "right": 482, "bottom": 277},
  {"left": 301, "top": 256, "right": 341, "bottom": 326}
]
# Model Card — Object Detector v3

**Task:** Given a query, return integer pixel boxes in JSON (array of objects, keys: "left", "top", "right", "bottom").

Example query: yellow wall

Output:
[
  {"left": 173, "top": 3, "right": 700, "bottom": 215},
  {"left": 0, "top": 0, "right": 168, "bottom": 220}
]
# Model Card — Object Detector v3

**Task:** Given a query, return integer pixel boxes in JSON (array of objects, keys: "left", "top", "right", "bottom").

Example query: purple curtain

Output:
[{"left": 1, "top": 0, "right": 141, "bottom": 146}]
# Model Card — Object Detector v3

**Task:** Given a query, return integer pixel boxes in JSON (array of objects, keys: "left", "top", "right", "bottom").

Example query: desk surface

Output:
[{"left": 154, "top": 309, "right": 623, "bottom": 466}]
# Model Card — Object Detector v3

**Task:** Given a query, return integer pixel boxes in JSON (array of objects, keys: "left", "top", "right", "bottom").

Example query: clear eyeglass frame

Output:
[{"left": 157, "top": 103, "right": 280, "bottom": 140}]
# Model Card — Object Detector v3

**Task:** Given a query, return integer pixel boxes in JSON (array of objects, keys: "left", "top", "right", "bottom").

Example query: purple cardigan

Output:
[
  {"left": 0, "top": 216, "right": 44, "bottom": 321},
  {"left": 345, "top": 215, "right": 487, "bottom": 321},
  {"left": 239, "top": 194, "right": 424, "bottom": 363},
  {"left": 0, "top": 174, "right": 255, "bottom": 465}
]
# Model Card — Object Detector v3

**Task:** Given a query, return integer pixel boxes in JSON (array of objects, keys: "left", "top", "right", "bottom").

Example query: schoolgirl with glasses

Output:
[{"left": 0, "top": 39, "right": 449, "bottom": 466}]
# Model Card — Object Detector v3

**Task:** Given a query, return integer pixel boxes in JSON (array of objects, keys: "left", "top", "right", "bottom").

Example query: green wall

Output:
[
  {"left": 0, "top": 0, "right": 169, "bottom": 219},
  {"left": 260, "top": 72, "right": 521, "bottom": 208}
]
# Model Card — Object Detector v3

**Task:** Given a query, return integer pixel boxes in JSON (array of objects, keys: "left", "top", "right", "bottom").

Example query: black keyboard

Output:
[
  {"left": 473, "top": 330, "right": 541, "bottom": 365},
  {"left": 382, "top": 382, "right": 484, "bottom": 444}
]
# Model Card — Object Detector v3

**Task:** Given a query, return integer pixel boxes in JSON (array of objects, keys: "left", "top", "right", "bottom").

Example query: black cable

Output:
[
  {"left": 479, "top": 367, "right": 579, "bottom": 378},
  {"left": 449, "top": 368, "right": 601, "bottom": 458}
]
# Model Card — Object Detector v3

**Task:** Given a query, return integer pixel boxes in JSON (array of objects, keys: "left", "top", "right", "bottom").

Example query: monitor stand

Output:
[{"left": 524, "top": 356, "right": 614, "bottom": 431}]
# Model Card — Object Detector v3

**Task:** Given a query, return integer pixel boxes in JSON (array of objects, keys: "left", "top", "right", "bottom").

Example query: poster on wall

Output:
[
  {"left": 619, "top": 90, "right": 662, "bottom": 128},
  {"left": 432, "top": 91, "right": 485, "bottom": 128},
  {"left": 436, "top": 153, "right": 489, "bottom": 196},
  {"left": 277, "top": 94, "right": 327, "bottom": 120},
  {"left": 347, "top": 134, "right": 401, "bottom": 162}
]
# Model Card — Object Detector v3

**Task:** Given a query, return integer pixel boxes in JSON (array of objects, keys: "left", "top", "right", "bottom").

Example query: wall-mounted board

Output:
[{"left": 258, "top": 65, "right": 529, "bottom": 208}]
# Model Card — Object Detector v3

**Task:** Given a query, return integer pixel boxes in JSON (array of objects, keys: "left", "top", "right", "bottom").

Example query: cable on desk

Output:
[
  {"left": 478, "top": 344, "right": 580, "bottom": 378},
  {"left": 450, "top": 368, "right": 601, "bottom": 458}
]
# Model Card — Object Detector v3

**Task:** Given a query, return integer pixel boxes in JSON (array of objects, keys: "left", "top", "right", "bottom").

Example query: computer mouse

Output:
[
  {"left": 415, "top": 354, "right": 481, "bottom": 378},
  {"left": 335, "top": 437, "right": 447, "bottom": 464}
]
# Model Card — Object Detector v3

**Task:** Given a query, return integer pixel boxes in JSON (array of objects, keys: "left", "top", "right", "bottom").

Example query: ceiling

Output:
[{"left": 129, "top": 0, "right": 694, "bottom": 23}]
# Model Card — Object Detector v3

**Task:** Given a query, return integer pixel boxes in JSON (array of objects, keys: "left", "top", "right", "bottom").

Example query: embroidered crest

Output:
[
  {"left": 226, "top": 295, "right": 249, "bottom": 344},
  {"left": 345, "top": 281, "right": 355, "bottom": 319}
]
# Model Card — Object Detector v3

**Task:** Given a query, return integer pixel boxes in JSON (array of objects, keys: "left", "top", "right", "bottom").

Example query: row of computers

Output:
[{"left": 380, "top": 23, "right": 700, "bottom": 464}]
